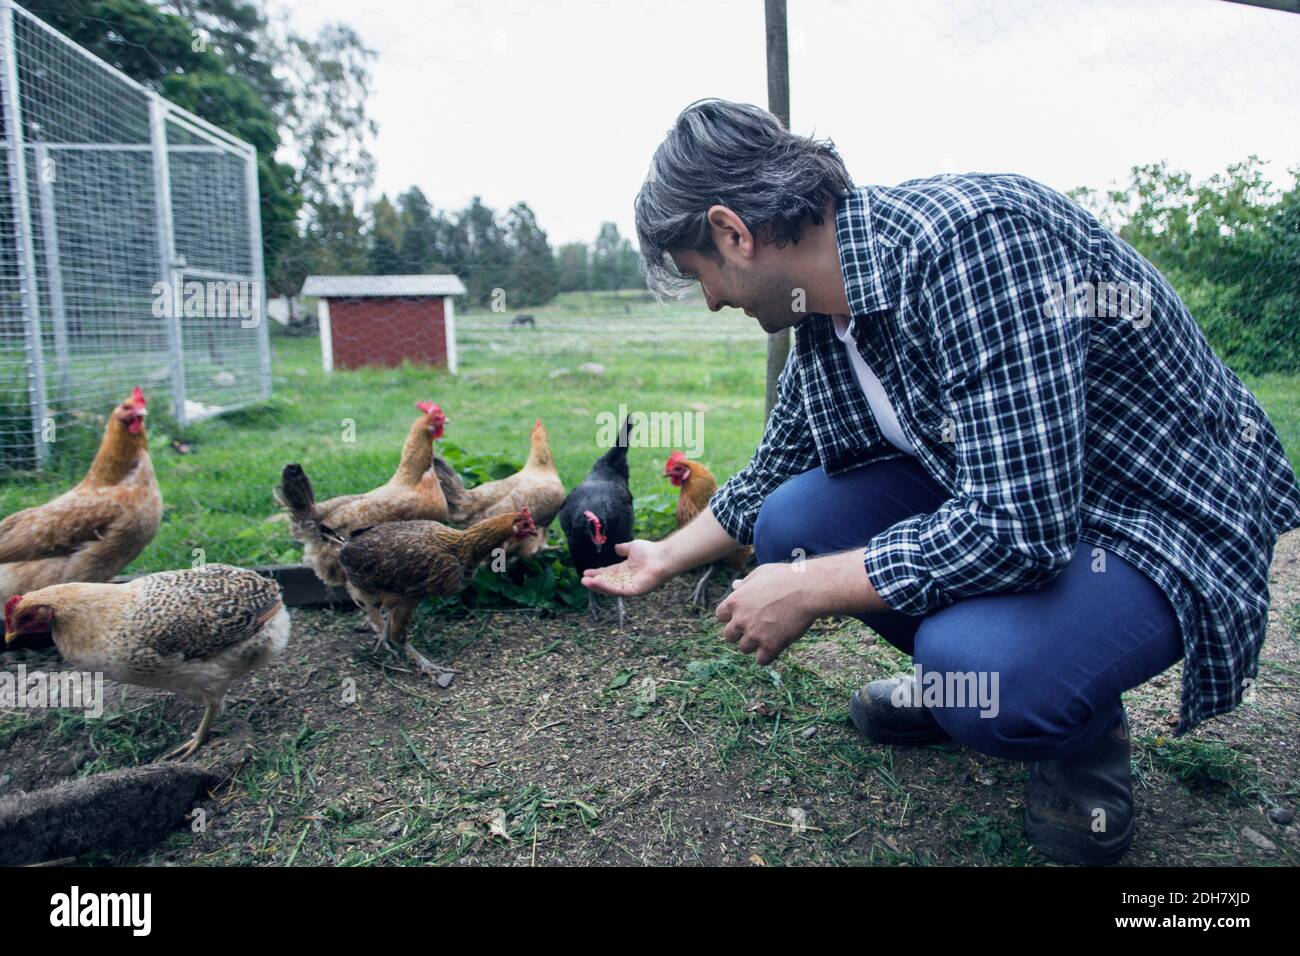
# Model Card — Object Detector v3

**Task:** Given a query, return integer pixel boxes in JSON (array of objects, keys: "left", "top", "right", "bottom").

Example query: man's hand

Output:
[
  {"left": 714, "top": 562, "right": 818, "bottom": 665},
  {"left": 581, "top": 539, "right": 674, "bottom": 596},
  {"left": 582, "top": 506, "right": 742, "bottom": 598}
]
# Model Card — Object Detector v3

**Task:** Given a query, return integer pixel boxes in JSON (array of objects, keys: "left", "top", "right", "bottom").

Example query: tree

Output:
[
  {"left": 1071, "top": 158, "right": 1300, "bottom": 374},
  {"left": 505, "top": 202, "right": 557, "bottom": 306},
  {"left": 396, "top": 187, "right": 437, "bottom": 274},
  {"left": 591, "top": 222, "right": 625, "bottom": 291},
  {"left": 367, "top": 195, "right": 403, "bottom": 275},
  {"left": 456, "top": 197, "right": 513, "bottom": 308},
  {"left": 556, "top": 242, "right": 590, "bottom": 292}
]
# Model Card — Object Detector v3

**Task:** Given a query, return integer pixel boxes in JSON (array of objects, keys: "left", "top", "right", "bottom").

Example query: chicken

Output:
[
  {"left": 559, "top": 421, "right": 634, "bottom": 626},
  {"left": 664, "top": 451, "right": 753, "bottom": 606},
  {"left": 0, "top": 387, "right": 162, "bottom": 635},
  {"left": 434, "top": 419, "right": 565, "bottom": 559},
  {"left": 338, "top": 508, "right": 536, "bottom": 679},
  {"left": 3, "top": 564, "right": 290, "bottom": 759},
  {"left": 275, "top": 401, "right": 450, "bottom": 628}
]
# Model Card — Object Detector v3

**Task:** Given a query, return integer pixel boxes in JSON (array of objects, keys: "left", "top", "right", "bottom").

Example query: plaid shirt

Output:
[{"left": 711, "top": 174, "right": 1300, "bottom": 733}]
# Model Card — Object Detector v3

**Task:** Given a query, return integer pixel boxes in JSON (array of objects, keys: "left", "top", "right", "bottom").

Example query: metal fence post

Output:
[
  {"left": 34, "top": 142, "right": 70, "bottom": 408},
  {"left": 244, "top": 143, "right": 270, "bottom": 400},
  {"left": 149, "top": 94, "right": 187, "bottom": 427},
  {"left": 0, "top": 0, "right": 49, "bottom": 466}
]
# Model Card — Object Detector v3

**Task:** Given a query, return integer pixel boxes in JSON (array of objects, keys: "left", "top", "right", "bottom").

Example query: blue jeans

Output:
[{"left": 752, "top": 458, "right": 1183, "bottom": 762}]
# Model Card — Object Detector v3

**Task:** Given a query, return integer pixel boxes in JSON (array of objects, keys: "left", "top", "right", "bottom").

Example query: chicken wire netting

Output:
[{"left": 0, "top": 0, "right": 268, "bottom": 470}]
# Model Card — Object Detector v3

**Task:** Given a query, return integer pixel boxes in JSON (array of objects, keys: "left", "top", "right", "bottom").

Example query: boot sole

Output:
[{"left": 1023, "top": 805, "right": 1135, "bottom": 866}]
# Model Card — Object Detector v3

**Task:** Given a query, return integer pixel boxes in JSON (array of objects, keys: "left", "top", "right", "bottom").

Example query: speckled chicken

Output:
[
  {"left": 339, "top": 508, "right": 535, "bottom": 679},
  {"left": 664, "top": 451, "right": 753, "bottom": 606},
  {"left": 3, "top": 564, "right": 290, "bottom": 759},
  {"left": 0, "top": 387, "right": 162, "bottom": 617},
  {"left": 434, "top": 420, "right": 565, "bottom": 558},
  {"left": 276, "top": 401, "right": 450, "bottom": 628}
]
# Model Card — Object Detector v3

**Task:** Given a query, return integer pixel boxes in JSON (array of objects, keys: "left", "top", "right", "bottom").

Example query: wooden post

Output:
[{"left": 764, "top": 0, "right": 791, "bottom": 418}]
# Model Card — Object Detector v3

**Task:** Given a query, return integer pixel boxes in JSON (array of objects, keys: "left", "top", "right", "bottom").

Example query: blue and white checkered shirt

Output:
[{"left": 710, "top": 173, "right": 1300, "bottom": 733}]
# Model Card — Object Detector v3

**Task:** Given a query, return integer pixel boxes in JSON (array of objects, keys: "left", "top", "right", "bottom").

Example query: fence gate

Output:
[{"left": 0, "top": 0, "right": 268, "bottom": 469}]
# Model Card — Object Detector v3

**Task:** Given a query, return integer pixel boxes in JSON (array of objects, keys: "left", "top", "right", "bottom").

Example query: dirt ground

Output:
[{"left": 2, "top": 530, "right": 1297, "bottom": 867}]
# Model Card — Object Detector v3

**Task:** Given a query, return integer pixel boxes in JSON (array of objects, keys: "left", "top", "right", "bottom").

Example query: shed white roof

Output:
[{"left": 301, "top": 274, "right": 467, "bottom": 298}]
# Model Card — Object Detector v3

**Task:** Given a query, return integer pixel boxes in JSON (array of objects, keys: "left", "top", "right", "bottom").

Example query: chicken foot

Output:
[
  {"left": 163, "top": 699, "right": 218, "bottom": 761},
  {"left": 689, "top": 565, "right": 716, "bottom": 607},
  {"left": 386, "top": 603, "right": 454, "bottom": 682}
]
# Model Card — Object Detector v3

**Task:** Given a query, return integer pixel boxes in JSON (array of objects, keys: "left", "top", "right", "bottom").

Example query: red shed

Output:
[{"left": 301, "top": 274, "right": 467, "bottom": 373}]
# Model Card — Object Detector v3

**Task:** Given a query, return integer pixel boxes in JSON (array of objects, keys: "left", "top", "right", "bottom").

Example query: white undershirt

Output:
[{"left": 831, "top": 314, "right": 915, "bottom": 455}]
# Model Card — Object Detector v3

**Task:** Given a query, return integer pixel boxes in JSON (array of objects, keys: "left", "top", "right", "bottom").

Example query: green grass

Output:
[{"left": 0, "top": 291, "right": 767, "bottom": 575}]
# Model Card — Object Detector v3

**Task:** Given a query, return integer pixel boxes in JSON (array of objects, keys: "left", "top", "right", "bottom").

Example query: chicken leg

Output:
[
  {"left": 164, "top": 697, "right": 219, "bottom": 761},
  {"left": 689, "top": 565, "right": 715, "bottom": 607},
  {"left": 387, "top": 602, "right": 452, "bottom": 681}
]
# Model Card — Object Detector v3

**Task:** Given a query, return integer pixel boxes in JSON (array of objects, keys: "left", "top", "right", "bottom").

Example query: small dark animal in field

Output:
[
  {"left": 511, "top": 314, "right": 536, "bottom": 328},
  {"left": 559, "top": 417, "right": 634, "bottom": 627}
]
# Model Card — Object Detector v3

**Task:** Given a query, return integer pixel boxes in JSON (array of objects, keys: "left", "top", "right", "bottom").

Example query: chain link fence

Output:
[{"left": 0, "top": 0, "right": 268, "bottom": 470}]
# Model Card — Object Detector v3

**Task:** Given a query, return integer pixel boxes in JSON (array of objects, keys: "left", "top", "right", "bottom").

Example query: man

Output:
[{"left": 583, "top": 99, "right": 1300, "bottom": 865}]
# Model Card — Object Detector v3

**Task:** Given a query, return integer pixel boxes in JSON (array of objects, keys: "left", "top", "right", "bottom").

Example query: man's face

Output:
[{"left": 672, "top": 248, "right": 807, "bottom": 334}]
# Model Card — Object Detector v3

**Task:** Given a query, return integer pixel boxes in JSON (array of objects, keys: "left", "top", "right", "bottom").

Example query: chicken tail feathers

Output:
[
  {"left": 276, "top": 463, "right": 317, "bottom": 519},
  {"left": 592, "top": 415, "right": 632, "bottom": 482},
  {"left": 433, "top": 456, "right": 467, "bottom": 509}
]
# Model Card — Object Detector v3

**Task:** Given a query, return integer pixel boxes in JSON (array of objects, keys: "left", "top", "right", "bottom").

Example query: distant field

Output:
[{"left": 455, "top": 288, "right": 767, "bottom": 354}]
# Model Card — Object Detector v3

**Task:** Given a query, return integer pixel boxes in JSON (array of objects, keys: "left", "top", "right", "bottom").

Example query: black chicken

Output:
[{"left": 560, "top": 418, "right": 634, "bottom": 627}]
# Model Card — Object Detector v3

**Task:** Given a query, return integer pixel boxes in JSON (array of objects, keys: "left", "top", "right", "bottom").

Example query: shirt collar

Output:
[{"left": 834, "top": 186, "right": 894, "bottom": 318}]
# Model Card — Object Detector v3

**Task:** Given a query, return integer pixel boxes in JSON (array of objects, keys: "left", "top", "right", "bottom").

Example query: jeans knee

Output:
[
  {"left": 916, "top": 621, "right": 1099, "bottom": 761},
  {"left": 752, "top": 481, "right": 805, "bottom": 565}
]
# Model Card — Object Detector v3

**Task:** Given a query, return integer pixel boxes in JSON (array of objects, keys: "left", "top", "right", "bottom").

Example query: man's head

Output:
[{"left": 634, "top": 99, "right": 853, "bottom": 332}]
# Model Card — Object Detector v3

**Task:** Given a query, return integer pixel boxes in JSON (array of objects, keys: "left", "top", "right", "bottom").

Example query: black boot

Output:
[
  {"left": 848, "top": 676, "right": 952, "bottom": 746},
  {"left": 1024, "top": 706, "right": 1135, "bottom": 865}
]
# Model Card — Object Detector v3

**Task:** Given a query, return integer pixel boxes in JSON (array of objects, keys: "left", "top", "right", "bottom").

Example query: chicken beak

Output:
[{"left": 3, "top": 630, "right": 17, "bottom": 645}]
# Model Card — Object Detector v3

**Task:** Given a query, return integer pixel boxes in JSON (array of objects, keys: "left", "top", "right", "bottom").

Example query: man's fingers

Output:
[
  {"left": 722, "top": 618, "right": 744, "bottom": 644},
  {"left": 715, "top": 596, "right": 733, "bottom": 623},
  {"left": 738, "top": 633, "right": 760, "bottom": 655},
  {"left": 614, "top": 541, "right": 632, "bottom": 556}
]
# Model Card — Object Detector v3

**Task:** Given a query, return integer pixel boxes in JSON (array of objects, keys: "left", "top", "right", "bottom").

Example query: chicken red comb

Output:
[
  {"left": 131, "top": 386, "right": 146, "bottom": 407},
  {"left": 4, "top": 594, "right": 22, "bottom": 629},
  {"left": 415, "top": 400, "right": 441, "bottom": 416},
  {"left": 519, "top": 506, "right": 532, "bottom": 518},
  {"left": 665, "top": 450, "right": 687, "bottom": 469}
]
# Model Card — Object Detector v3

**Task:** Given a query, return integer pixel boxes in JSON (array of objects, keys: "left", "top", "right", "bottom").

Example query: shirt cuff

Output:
[
  {"left": 708, "top": 480, "right": 758, "bottom": 546},
  {"left": 862, "top": 517, "right": 944, "bottom": 616}
]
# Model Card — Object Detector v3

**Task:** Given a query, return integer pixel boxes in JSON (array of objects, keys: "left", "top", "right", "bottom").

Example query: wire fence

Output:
[{"left": 0, "top": 0, "right": 268, "bottom": 470}]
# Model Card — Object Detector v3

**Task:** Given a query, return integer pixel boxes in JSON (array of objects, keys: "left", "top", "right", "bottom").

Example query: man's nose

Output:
[{"left": 703, "top": 288, "right": 723, "bottom": 312}]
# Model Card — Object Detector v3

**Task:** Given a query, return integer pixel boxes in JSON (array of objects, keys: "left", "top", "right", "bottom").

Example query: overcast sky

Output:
[{"left": 277, "top": 0, "right": 1300, "bottom": 247}]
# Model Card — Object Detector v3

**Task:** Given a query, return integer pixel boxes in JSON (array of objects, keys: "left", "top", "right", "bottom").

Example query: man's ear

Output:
[{"left": 707, "top": 205, "right": 755, "bottom": 262}]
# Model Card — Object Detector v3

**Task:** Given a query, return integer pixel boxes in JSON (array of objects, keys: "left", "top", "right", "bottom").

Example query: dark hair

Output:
[{"left": 634, "top": 99, "right": 854, "bottom": 296}]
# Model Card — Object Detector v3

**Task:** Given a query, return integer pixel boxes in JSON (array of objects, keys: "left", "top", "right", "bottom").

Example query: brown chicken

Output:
[
  {"left": 276, "top": 401, "right": 450, "bottom": 627},
  {"left": 664, "top": 451, "right": 752, "bottom": 606},
  {"left": 0, "top": 387, "right": 162, "bottom": 629},
  {"left": 4, "top": 564, "right": 290, "bottom": 759},
  {"left": 434, "top": 419, "right": 565, "bottom": 559},
  {"left": 338, "top": 508, "right": 535, "bottom": 679}
]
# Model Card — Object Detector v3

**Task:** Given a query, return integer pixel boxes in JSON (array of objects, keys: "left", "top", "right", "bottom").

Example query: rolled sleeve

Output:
[
  {"left": 709, "top": 349, "right": 819, "bottom": 545},
  {"left": 864, "top": 211, "right": 1088, "bottom": 614}
]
